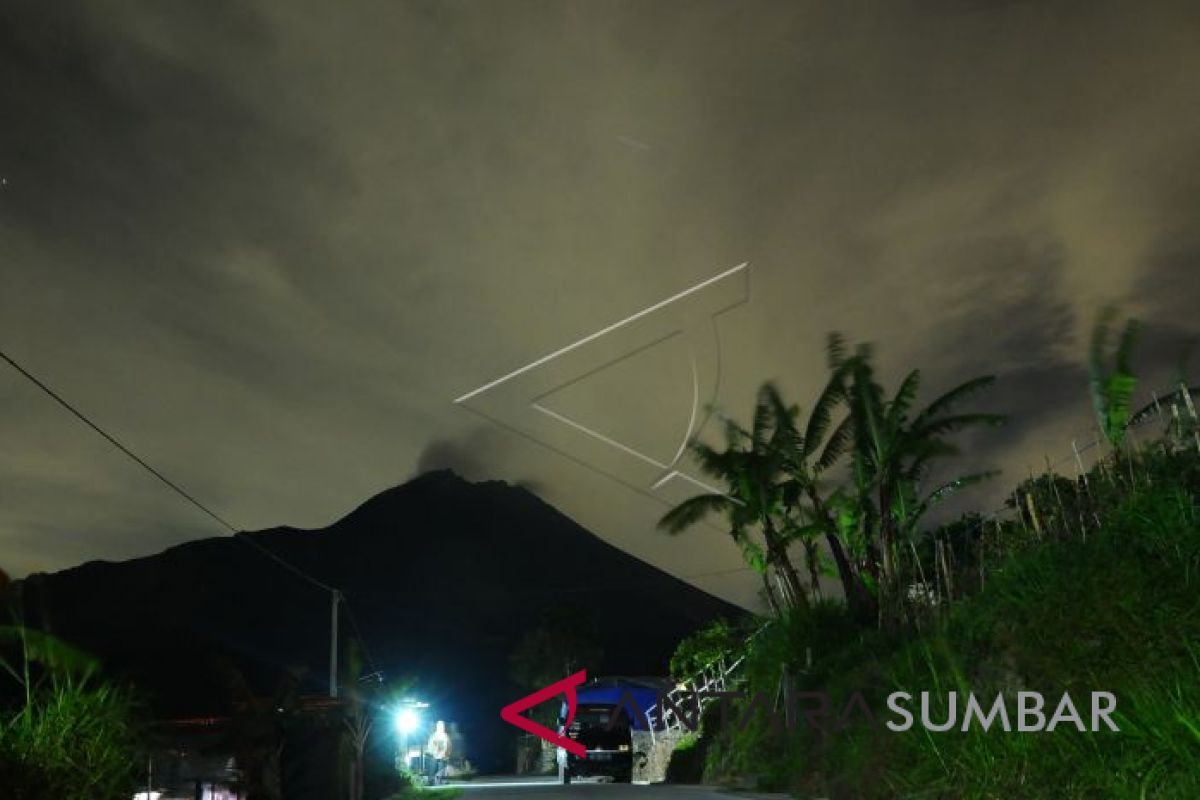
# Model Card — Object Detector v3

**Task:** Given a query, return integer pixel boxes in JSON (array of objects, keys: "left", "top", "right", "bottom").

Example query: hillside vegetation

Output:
[
  {"left": 693, "top": 449, "right": 1200, "bottom": 798},
  {"left": 663, "top": 313, "right": 1200, "bottom": 798}
]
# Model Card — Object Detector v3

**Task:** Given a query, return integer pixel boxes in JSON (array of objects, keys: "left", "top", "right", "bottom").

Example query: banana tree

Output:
[
  {"left": 757, "top": 373, "right": 876, "bottom": 621},
  {"left": 1089, "top": 306, "right": 1141, "bottom": 452},
  {"left": 838, "top": 343, "right": 1004, "bottom": 622},
  {"left": 659, "top": 386, "right": 810, "bottom": 614}
]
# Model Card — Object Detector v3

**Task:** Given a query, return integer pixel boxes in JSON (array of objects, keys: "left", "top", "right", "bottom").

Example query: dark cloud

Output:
[
  {"left": 933, "top": 236, "right": 1076, "bottom": 371},
  {"left": 0, "top": 1, "right": 343, "bottom": 268},
  {"left": 415, "top": 427, "right": 512, "bottom": 480},
  {"left": 1132, "top": 172, "right": 1200, "bottom": 341},
  {"left": 2, "top": 0, "right": 1199, "bottom": 609},
  {"left": 414, "top": 428, "right": 546, "bottom": 495}
]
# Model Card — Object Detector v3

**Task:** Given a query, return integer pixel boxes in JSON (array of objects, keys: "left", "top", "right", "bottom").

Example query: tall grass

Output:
[{"left": 0, "top": 623, "right": 140, "bottom": 800}]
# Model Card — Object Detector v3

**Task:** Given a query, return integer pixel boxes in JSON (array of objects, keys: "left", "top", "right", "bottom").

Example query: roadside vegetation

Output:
[
  {"left": 0, "top": 607, "right": 141, "bottom": 800},
  {"left": 662, "top": 310, "right": 1200, "bottom": 798},
  {"left": 0, "top": 583, "right": 422, "bottom": 800}
]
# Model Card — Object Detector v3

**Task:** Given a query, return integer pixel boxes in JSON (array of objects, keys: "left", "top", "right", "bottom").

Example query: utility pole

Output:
[{"left": 330, "top": 590, "right": 341, "bottom": 698}]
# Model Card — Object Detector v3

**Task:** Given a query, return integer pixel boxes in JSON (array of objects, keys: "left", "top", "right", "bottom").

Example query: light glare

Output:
[{"left": 396, "top": 708, "right": 420, "bottom": 734}]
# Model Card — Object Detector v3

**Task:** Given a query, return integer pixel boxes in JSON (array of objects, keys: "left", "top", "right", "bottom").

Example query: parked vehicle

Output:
[{"left": 555, "top": 677, "right": 668, "bottom": 784}]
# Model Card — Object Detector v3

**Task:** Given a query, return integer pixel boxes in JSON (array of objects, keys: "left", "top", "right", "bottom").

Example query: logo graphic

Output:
[
  {"left": 500, "top": 670, "right": 588, "bottom": 757},
  {"left": 455, "top": 264, "right": 749, "bottom": 505},
  {"left": 506, "top": 679, "right": 1120, "bottom": 743}
]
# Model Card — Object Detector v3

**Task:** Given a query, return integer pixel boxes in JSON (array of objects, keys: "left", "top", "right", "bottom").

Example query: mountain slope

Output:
[{"left": 6, "top": 470, "right": 743, "bottom": 770}]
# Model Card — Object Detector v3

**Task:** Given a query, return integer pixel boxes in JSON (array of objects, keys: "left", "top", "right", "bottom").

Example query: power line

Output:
[
  {"left": 341, "top": 594, "right": 381, "bottom": 679},
  {"left": 0, "top": 347, "right": 334, "bottom": 592},
  {"left": 6, "top": 344, "right": 749, "bottom": 677},
  {"left": 1, "top": 348, "right": 241, "bottom": 535},
  {"left": 234, "top": 532, "right": 334, "bottom": 593},
  {"left": 0, "top": 347, "right": 380, "bottom": 666}
]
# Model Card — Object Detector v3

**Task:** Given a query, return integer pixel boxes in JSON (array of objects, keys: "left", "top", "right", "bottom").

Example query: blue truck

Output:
[{"left": 555, "top": 676, "right": 671, "bottom": 784}]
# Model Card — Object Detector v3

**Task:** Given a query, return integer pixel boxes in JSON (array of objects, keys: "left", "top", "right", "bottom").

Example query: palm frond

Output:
[
  {"left": 750, "top": 386, "right": 776, "bottom": 448},
  {"left": 911, "top": 470, "right": 1000, "bottom": 522},
  {"left": 887, "top": 370, "right": 922, "bottom": 429},
  {"left": 689, "top": 439, "right": 739, "bottom": 480},
  {"left": 760, "top": 382, "right": 801, "bottom": 456},
  {"left": 926, "top": 470, "right": 1000, "bottom": 503},
  {"left": 738, "top": 536, "right": 768, "bottom": 573},
  {"left": 657, "top": 493, "right": 735, "bottom": 534},
  {"left": 1104, "top": 372, "right": 1137, "bottom": 441},
  {"left": 758, "top": 382, "right": 794, "bottom": 424},
  {"left": 825, "top": 332, "right": 847, "bottom": 369},
  {"left": 1088, "top": 306, "right": 1142, "bottom": 446},
  {"left": 913, "top": 412, "right": 1006, "bottom": 439},
  {"left": 804, "top": 371, "right": 847, "bottom": 457},
  {"left": 851, "top": 359, "right": 888, "bottom": 466},
  {"left": 781, "top": 519, "right": 824, "bottom": 544},
  {"left": 721, "top": 414, "right": 750, "bottom": 446},
  {"left": 903, "top": 439, "right": 962, "bottom": 477},
  {"left": 911, "top": 375, "right": 997, "bottom": 431},
  {"left": 1116, "top": 318, "right": 1141, "bottom": 375},
  {"left": 779, "top": 478, "right": 804, "bottom": 508},
  {"left": 817, "top": 414, "right": 854, "bottom": 471}
]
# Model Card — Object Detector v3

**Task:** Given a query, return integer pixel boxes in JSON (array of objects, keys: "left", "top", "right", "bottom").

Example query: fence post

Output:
[
  {"left": 1180, "top": 383, "right": 1200, "bottom": 454},
  {"left": 1072, "top": 439, "right": 1089, "bottom": 491},
  {"left": 1045, "top": 456, "right": 1071, "bottom": 539},
  {"left": 1024, "top": 491, "right": 1044, "bottom": 540}
]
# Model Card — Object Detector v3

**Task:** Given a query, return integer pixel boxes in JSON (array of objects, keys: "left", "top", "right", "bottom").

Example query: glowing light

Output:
[{"left": 396, "top": 708, "right": 420, "bottom": 735}]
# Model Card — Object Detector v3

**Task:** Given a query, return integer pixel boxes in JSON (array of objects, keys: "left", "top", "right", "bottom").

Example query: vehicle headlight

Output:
[{"left": 618, "top": 744, "right": 630, "bottom": 752}]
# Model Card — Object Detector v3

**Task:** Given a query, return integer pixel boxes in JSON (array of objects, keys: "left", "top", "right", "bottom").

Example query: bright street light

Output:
[{"left": 396, "top": 708, "right": 420, "bottom": 735}]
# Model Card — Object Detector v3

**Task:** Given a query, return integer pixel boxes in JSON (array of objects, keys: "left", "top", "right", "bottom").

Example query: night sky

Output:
[{"left": 2, "top": 1, "right": 1198, "bottom": 608}]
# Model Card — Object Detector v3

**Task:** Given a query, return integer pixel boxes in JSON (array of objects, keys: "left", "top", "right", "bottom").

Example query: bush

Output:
[
  {"left": 670, "top": 617, "right": 754, "bottom": 682},
  {"left": 0, "top": 626, "right": 140, "bottom": 800}
]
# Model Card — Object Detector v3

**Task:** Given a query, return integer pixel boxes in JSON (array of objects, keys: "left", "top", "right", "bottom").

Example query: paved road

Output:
[{"left": 444, "top": 777, "right": 789, "bottom": 800}]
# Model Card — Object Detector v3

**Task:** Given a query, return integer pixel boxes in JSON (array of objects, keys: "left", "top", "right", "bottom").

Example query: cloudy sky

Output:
[{"left": 2, "top": 0, "right": 1198, "bottom": 607}]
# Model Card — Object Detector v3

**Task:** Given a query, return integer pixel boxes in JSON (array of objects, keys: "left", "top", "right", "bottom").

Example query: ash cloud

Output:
[{"left": 416, "top": 427, "right": 512, "bottom": 481}]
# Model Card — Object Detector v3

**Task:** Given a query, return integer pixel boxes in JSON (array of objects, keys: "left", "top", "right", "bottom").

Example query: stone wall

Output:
[{"left": 630, "top": 729, "right": 689, "bottom": 784}]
